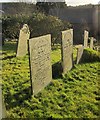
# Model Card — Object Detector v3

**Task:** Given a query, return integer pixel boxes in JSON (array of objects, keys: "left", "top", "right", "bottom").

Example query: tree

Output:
[{"left": 36, "top": 2, "right": 66, "bottom": 14}]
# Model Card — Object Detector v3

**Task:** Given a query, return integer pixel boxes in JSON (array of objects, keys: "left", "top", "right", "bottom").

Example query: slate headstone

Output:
[
  {"left": 61, "top": 29, "right": 73, "bottom": 74},
  {"left": 16, "top": 24, "right": 30, "bottom": 57},
  {"left": 29, "top": 34, "right": 52, "bottom": 95}
]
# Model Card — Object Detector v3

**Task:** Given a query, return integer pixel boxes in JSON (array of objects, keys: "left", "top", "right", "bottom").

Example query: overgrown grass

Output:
[
  {"left": 2, "top": 41, "right": 100, "bottom": 118},
  {"left": 81, "top": 48, "right": 100, "bottom": 63}
]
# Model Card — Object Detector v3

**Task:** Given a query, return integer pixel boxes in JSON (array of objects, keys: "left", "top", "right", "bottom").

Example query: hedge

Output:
[{"left": 2, "top": 12, "right": 72, "bottom": 45}]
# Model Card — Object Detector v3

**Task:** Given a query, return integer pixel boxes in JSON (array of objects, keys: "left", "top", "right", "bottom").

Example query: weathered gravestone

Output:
[
  {"left": 16, "top": 24, "right": 30, "bottom": 57},
  {"left": 29, "top": 34, "right": 52, "bottom": 95},
  {"left": 90, "top": 37, "right": 94, "bottom": 49},
  {"left": 75, "top": 44, "right": 84, "bottom": 64},
  {"left": 84, "top": 30, "right": 89, "bottom": 48},
  {"left": 61, "top": 29, "right": 73, "bottom": 74},
  {"left": 0, "top": 84, "right": 6, "bottom": 119}
]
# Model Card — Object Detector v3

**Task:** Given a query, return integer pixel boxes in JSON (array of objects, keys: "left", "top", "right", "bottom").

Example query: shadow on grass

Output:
[
  {"left": 2, "top": 55, "right": 16, "bottom": 60},
  {"left": 5, "top": 86, "right": 32, "bottom": 110},
  {"left": 52, "top": 61, "right": 63, "bottom": 79},
  {"left": 81, "top": 49, "right": 100, "bottom": 63},
  {"left": 3, "top": 41, "right": 17, "bottom": 53}
]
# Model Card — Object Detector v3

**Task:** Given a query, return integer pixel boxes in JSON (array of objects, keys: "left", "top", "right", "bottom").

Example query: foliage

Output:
[
  {"left": 2, "top": 15, "right": 30, "bottom": 39},
  {"left": 2, "top": 12, "right": 71, "bottom": 45},
  {"left": 2, "top": 41, "right": 100, "bottom": 118},
  {"left": 36, "top": 2, "right": 66, "bottom": 14},
  {"left": 2, "top": 3, "right": 37, "bottom": 16},
  {"left": 29, "top": 12, "right": 71, "bottom": 45},
  {"left": 51, "top": 45, "right": 61, "bottom": 64},
  {"left": 81, "top": 48, "right": 100, "bottom": 63}
]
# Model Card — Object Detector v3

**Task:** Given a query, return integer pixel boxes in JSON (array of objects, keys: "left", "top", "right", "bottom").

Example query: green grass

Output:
[
  {"left": 51, "top": 48, "right": 61, "bottom": 64},
  {"left": 2, "top": 41, "right": 17, "bottom": 57},
  {"left": 2, "top": 41, "right": 100, "bottom": 118}
]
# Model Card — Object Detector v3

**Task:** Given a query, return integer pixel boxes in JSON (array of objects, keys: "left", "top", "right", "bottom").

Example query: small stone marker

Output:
[
  {"left": 75, "top": 44, "right": 84, "bottom": 64},
  {"left": 16, "top": 24, "right": 30, "bottom": 57},
  {"left": 84, "top": 30, "right": 89, "bottom": 48},
  {"left": 61, "top": 29, "right": 73, "bottom": 74},
  {"left": 90, "top": 37, "right": 94, "bottom": 49},
  {"left": 29, "top": 34, "right": 52, "bottom": 95}
]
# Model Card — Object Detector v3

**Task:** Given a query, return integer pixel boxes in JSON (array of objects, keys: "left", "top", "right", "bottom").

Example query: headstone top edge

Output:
[
  {"left": 21, "top": 24, "right": 30, "bottom": 32},
  {"left": 84, "top": 30, "right": 88, "bottom": 31},
  {"left": 29, "top": 34, "right": 51, "bottom": 41},
  {"left": 84, "top": 30, "right": 89, "bottom": 33},
  {"left": 61, "top": 29, "right": 73, "bottom": 34},
  {"left": 90, "top": 37, "right": 94, "bottom": 39}
]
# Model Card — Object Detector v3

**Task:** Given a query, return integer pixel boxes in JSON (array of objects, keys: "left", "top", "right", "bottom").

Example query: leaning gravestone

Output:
[
  {"left": 75, "top": 45, "right": 84, "bottom": 64},
  {"left": 16, "top": 24, "right": 30, "bottom": 57},
  {"left": 61, "top": 29, "right": 73, "bottom": 74},
  {"left": 29, "top": 34, "right": 52, "bottom": 95},
  {"left": 90, "top": 37, "right": 94, "bottom": 49},
  {"left": 84, "top": 30, "right": 89, "bottom": 48}
]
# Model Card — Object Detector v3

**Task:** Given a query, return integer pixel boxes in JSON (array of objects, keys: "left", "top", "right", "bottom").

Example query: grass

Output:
[{"left": 2, "top": 41, "right": 100, "bottom": 118}]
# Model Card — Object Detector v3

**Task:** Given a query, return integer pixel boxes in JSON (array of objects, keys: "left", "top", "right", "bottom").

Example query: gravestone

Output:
[
  {"left": 16, "top": 24, "right": 30, "bottom": 57},
  {"left": 61, "top": 29, "right": 73, "bottom": 74},
  {"left": 84, "top": 30, "right": 89, "bottom": 48},
  {"left": 29, "top": 34, "right": 52, "bottom": 95},
  {"left": 90, "top": 37, "right": 94, "bottom": 49},
  {"left": 75, "top": 45, "right": 84, "bottom": 64}
]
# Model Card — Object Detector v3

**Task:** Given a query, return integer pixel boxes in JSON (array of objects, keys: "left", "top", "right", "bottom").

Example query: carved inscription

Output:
[
  {"left": 29, "top": 34, "right": 52, "bottom": 95},
  {"left": 76, "top": 45, "right": 84, "bottom": 64},
  {"left": 61, "top": 29, "right": 73, "bottom": 74},
  {"left": 84, "top": 30, "right": 89, "bottom": 48},
  {"left": 90, "top": 37, "right": 94, "bottom": 49},
  {"left": 17, "top": 24, "right": 30, "bottom": 57}
]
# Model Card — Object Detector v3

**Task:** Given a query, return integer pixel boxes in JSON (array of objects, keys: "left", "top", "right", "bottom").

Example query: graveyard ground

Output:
[{"left": 2, "top": 41, "right": 100, "bottom": 118}]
